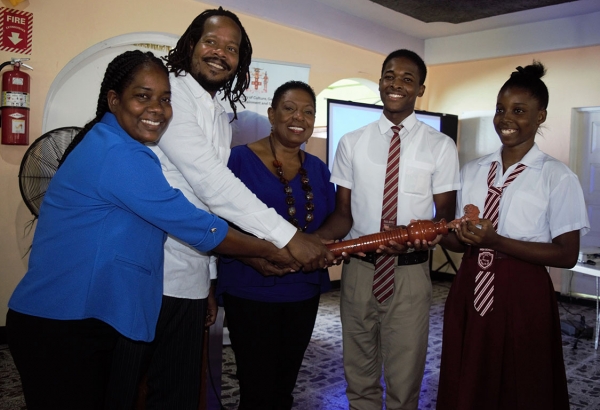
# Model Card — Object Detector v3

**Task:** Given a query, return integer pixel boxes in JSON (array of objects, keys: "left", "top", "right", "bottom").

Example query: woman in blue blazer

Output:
[{"left": 6, "top": 50, "right": 289, "bottom": 410}]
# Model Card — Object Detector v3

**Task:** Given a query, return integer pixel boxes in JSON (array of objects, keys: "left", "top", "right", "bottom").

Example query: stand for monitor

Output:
[{"left": 429, "top": 246, "right": 458, "bottom": 274}]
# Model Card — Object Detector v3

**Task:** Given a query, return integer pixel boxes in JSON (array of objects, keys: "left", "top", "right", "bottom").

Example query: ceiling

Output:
[
  {"left": 312, "top": 0, "right": 600, "bottom": 39},
  {"left": 200, "top": 0, "right": 600, "bottom": 62},
  {"left": 370, "top": 0, "right": 575, "bottom": 24}
]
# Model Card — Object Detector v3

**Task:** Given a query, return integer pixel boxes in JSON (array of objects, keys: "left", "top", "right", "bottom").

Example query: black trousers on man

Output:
[{"left": 106, "top": 295, "right": 207, "bottom": 410}]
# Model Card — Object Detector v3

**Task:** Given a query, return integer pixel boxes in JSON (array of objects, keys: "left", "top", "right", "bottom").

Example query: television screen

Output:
[{"left": 326, "top": 99, "right": 457, "bottom": 171}]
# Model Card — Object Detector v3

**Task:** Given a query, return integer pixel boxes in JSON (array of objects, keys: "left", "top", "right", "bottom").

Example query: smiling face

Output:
[
  {"left": 108, "top": 63, "right": 172, "bottom": 145},
  {"left": 190, "top": 15, "right": 241, "bottom": 96},
  {"left": 379, "top": 56, "right": 425, "bottom": 124},
  {"left": 493, "top": 86, "right": 547, "bottom": 152},
  {"left": 268, "top": 88, "right": 316, "bottom": 148}
]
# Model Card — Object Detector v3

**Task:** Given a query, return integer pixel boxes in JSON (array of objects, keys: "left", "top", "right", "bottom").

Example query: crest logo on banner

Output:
[
  {"left": 0, "top": 8, "right": 32, "bottom": 55},
  {"left": 248, "top": 67, "right": 269, "bottom": 93},
  {"left": 478, "top": 249, "right": 494, "bottom": 270},
  {"left": 223, "top": 59, "right": 310, "bottom": 147}
]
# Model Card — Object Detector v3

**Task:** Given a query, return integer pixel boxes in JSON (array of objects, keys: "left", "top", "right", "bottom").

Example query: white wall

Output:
[{"left": 426, "top": 11, "right": 600, "bottom": 64}]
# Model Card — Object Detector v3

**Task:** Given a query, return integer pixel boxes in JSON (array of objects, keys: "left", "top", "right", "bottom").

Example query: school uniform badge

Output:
[{"left": 478, "top": 249, "right": 494, "bottom": 270}]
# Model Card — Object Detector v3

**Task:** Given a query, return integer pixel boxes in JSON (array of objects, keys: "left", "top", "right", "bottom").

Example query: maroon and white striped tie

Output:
[
  {"left": 373, "top": 125, "right": 402, "bottom": 303},
  {"left": 474, "top": 161, "right": 527, "bottom": 316}
]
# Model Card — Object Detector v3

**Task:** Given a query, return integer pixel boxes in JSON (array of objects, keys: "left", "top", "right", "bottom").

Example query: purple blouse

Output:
[{"left": 217, "top": 145, "right": 335, "bottom": 303}]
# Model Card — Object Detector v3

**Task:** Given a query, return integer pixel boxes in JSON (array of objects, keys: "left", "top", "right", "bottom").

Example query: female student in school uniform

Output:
[{"left": 436, "top": 61, "right": 589, "bottom": 410}]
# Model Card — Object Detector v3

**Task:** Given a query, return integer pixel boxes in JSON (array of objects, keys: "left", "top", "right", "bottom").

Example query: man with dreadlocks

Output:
[{"left": 106, "top": 8, "right": 335, "bottom": 409}]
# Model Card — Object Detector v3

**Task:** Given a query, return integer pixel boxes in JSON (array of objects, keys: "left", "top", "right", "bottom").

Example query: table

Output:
[{"left": 568, "top": 262, "right": 600, "bottom": 349}]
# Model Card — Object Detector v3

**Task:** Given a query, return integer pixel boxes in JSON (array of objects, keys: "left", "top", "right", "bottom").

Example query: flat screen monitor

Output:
[{"left": 326, "top": 98, "right": 458, "bottom": 171}]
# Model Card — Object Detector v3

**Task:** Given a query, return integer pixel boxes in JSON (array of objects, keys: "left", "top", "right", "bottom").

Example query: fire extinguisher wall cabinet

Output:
[{"left": 1, "top": 58, "right": 32, "bottom": 145}]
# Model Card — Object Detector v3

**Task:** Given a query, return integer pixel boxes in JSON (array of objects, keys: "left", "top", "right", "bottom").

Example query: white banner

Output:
[{"left": 220, "top": 59, "right": 310, "bottom": 147}]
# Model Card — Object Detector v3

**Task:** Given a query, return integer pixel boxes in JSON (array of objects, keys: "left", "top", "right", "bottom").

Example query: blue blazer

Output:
[{"left": 9, "top": 113, "right": 228, "bottom": 342}]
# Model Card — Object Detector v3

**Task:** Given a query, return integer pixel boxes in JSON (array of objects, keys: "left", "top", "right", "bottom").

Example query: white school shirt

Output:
[
  {"left": 151, "top": 72, "right": 297, "bottom": 299},
  {"left": 458, "top": 144, "right": 590, "bottom": 242},
  {"left": 331, "top": 112, "right": 460, "bottom": 239}
]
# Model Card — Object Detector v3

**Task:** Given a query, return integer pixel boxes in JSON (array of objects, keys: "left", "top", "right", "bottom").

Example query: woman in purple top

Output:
[{"left": 217, "top": 81, "right": 336, "bottom": 410}]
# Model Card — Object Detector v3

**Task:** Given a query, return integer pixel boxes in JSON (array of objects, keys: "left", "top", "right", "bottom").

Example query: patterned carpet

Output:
[
  {"left": 2, "top": 278, "right": 600, "bottom": 409},
  {"left": 0, "top": 345, "right": 25, "bottom": 410},
  {"left": 219, "top": 279, "right": 600, "bottom": 409}
]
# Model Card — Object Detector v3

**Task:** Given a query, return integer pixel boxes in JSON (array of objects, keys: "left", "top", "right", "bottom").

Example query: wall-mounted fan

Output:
[{"left": 18, "top": 126, "right": 82, "bottom": 217}]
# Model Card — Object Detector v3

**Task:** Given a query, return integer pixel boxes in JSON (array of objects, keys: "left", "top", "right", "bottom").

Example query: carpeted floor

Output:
[
  {"left": 219, "top": 281, "right": 600, "bottom": 409},
  {"left": 0, "top": 345, "right": 25, "bottom": 410},
  {"left": 2, "top": 278, "right": 600, "bottom": 409}
]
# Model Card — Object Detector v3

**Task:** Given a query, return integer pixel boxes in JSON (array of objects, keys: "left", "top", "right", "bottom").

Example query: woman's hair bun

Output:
[{"left": 512, "top": 61, "right": 546, "bottom": 80}]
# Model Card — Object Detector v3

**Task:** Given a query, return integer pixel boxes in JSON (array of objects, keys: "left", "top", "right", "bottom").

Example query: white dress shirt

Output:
[
  {"left": 458, "top": 143, "right": 590, "bottom": 242},
  {"left": 151, "top": 72, "right": 297, "bottom": 299},
  {"left": 331, "top": 112, "right": 460, "bottom": 239}
]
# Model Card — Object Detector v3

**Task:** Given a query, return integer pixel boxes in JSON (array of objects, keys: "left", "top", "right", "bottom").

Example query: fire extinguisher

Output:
[{"left": 0, "top": 57, "right": 32, "bottom": 145}]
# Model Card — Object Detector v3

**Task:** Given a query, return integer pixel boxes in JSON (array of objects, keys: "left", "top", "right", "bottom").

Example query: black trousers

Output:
[
  {"left": 6, "top": 309, "right": 118, "bottom": 410},
  {"left": 105, "top": 295, "right": 207, "bottom": 410},
  {"left": 223, "top": 293, "right": 320, "bottom": 410}
]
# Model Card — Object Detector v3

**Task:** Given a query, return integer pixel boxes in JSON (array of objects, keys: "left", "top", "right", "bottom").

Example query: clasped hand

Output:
[
  {"left": 450, "top": 218, "right": 498, "bottom": 248},
  {"left": 242, "top": 232, "right": 340, "bottom": 277},
  {"left": 374, "top": 222, "right": 441, "bottom": 256}
]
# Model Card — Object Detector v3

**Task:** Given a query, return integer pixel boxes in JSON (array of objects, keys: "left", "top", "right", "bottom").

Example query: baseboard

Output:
[{"left": 556, "top": 293, "right": 597, "bottom": 308}]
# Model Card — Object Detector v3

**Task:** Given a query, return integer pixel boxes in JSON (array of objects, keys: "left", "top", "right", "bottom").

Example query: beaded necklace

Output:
[{"left": 269, "top": 133, "right": 314, "bottom": 231}]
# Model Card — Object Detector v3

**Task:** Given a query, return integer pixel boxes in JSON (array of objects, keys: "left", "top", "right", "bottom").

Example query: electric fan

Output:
[{"left": 18, "top": 126, "right": 82, "bottom": 217}]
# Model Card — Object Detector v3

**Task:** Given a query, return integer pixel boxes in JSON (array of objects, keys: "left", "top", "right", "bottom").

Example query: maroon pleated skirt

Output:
[{"left": 436, "top": 248, "right": 569, "bottom": 410}]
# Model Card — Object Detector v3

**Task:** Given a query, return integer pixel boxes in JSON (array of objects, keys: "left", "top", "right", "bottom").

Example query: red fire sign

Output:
[{"left": 0, "top": 8, "right": 32, "bottom": 54}]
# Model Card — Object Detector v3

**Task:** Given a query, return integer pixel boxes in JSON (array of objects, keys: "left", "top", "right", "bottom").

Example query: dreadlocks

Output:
[
  {"left": 59, "top": 50, "right": 168, "bottom": 167},
  {"left": 164, "top": 7, "right": 252, "bottom": 120}
]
